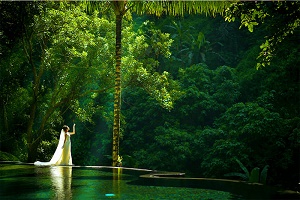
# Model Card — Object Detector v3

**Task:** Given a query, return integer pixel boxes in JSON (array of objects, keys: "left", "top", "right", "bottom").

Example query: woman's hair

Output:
[{"left": 62, "top": 125, "right": 69, "bottom": 132}]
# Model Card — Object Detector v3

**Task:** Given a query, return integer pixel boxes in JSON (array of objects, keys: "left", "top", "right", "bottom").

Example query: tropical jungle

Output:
[{"left": 0, "top": 0, "right": 299, "bottom": 191}]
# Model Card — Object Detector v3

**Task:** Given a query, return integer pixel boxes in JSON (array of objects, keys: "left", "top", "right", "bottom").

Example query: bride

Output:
[{"left": 34, "top": 124, "right": 76, "bottom": 166}]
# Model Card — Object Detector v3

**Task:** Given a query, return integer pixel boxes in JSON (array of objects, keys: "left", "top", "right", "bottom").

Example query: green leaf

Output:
[
  {"left": 260, "top": 165, "right": 269, "bottom": 184},
  {"left": 248, "top": 24, "right": 253, "bottom": 32},
  {"left": 249, "top": 167, "right": 260, "bottom": 183}
]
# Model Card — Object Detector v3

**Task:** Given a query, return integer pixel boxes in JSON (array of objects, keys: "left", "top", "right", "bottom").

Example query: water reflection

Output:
[
  {"left": 50, "top": 166, "right": 72, "bottom": 199},
  {"left": 2, "top": 163, "right": 281, "bottom": 199},
  {"left": 112, "top": 168, "right": 122, "bottom": 198}
]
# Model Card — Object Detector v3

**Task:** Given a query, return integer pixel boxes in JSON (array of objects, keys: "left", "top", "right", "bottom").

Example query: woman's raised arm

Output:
[{"left": 69, "top": 124, "right": 76, "bottom": 135}]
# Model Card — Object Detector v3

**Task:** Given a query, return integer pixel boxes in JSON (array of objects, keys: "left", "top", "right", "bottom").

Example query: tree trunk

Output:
[
  {"left": 2, "top": 99, "right": 8, "bottom": 132},
  {"left": 27, "top": 139, "right": 38, "bottom": 163},
  {"left": 112, "top": 13, "right": 122, "bottom": 167},
  {"left": 26, "top": 99, "right": 37, "bottom": 162}
]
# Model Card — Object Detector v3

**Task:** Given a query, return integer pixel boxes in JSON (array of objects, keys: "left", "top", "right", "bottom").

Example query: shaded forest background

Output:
[{"left": 0, "top": 1, "right": 299, "bottom": 190}]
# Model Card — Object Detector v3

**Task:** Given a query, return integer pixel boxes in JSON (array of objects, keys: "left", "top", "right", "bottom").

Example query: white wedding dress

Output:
[{"left": 34, "top": 129, "right": 72, "bottom": 166}]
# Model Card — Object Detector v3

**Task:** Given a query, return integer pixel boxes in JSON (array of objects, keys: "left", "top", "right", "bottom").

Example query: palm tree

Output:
[
  {"left": 111, "top": 1, "right": 127, "bottom": 167},
  {"left": 83, "top": 0, "right": 231, "bottom": 166}
]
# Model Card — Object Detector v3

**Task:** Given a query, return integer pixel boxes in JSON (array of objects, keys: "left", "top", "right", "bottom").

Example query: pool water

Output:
[
  {"left": 0, "top": 163, "right": 240, "bottom": 199},
  {"left": 3, "top": 163, "right": 299, "bottom": 200}
]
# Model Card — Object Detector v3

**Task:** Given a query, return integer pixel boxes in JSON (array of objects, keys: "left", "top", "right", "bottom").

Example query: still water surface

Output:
[{"left": 0, "top": 163, "right": 242, "bottom": 199}]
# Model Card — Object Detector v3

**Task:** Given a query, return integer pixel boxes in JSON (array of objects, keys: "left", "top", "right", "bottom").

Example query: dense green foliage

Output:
[
  {"left": 0, "top": 1, "right": 299, "bottom": 190},
  {"left": 0, "top": 151, "right": 19, "bottom": 161}
]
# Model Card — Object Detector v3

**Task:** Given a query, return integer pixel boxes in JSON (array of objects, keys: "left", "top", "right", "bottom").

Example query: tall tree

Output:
[
  {"left": 0, "top": 2, "right": 112, "bottom": 162},
  {"left": 111, "top": 1, "right": 127, "bottom": 167},
  {"left": 84, "top": 0, "right": 231, "bottom": 166}
]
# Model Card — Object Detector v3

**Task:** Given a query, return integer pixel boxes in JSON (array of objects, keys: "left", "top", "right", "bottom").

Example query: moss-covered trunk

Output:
[{"left": 112, "top": 13, "right": 123, "bottom": 167}]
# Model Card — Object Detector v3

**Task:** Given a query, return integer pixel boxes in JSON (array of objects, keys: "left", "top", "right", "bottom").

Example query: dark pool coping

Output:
[
  {"left": 138, "top": 172, "right": 300, "bottom": 200},
  {"left": 73, "top": 165, "right": 153, "bottom": 172},
  {"left": 0, "top": 161, "right": 151, "bottom": 172}
]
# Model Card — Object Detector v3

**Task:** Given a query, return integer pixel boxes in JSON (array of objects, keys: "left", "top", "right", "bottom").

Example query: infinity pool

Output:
[{"left": 0, "top": 162, "right": 297, "bottom": 199}]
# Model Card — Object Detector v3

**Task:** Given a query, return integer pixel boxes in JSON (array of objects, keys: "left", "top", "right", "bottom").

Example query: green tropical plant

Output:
[
  {"left": 224, "top": 158, "right": 269, "bottom": 184},
  {"left": 260, "top": 164, "right": 269, "bottom": 185},
  {"left": 0, "top": 151, "right": 19, "bottom": 161}
]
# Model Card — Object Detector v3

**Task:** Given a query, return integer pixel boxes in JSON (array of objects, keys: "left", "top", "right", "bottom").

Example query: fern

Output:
[
  {"left": 224, "top": 158, "right": 249, "bottom": 181},
  {"left": 235, "top": 158, "right": 249, "bottom": 179}
]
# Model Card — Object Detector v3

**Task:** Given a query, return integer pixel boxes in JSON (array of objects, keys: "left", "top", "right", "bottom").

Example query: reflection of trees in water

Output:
[{"left": 50, "top": 166, "right": 72, "bottom": 199}]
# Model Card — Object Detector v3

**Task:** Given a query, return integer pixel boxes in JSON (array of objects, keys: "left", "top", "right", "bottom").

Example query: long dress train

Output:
[{"left": 34, "top": 129, "right": 72, "bottom": 166}]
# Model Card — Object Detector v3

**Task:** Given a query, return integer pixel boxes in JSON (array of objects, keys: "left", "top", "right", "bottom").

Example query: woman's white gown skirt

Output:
[{"left": 34, "top": 130, "right": 72, "bottom": 166}]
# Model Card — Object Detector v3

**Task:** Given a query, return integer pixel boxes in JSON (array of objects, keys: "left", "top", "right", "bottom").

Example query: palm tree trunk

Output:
[{"left": 112, "top": 13, "right": 122, "bottom": 167}]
